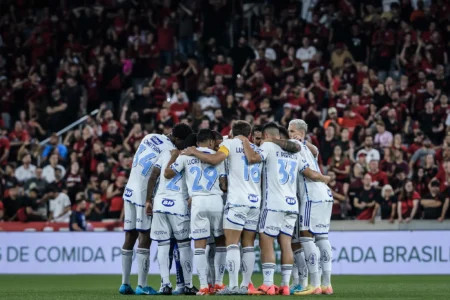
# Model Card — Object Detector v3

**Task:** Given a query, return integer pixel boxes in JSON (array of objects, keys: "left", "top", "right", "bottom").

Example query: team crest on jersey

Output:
[
  {"left": 150, "top": 136, "right": 163, "bottom": 145},
  {"left": 327, "top": 188, "right": 333, "bottom": 198},
  {"left": 124, "top": 188, "right": 133, "bottom": 198},
  {"left": 162, "top": 199, "right": 175, "bottom": 207},
  {"left": 248, "top": 194, "right": 259, "bottom": 203},
  {"left": 285, "top": 197, "right": 296, "bottom": 205}
]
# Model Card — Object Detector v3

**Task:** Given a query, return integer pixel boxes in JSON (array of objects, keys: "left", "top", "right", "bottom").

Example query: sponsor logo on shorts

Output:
[
  {"left": 315, "top": 223, "right": 330, "bottom": 228},
  {"left": 173, "top": 228, "right": 188, "bottom": 235},
  {"left": 285, "top": 224, "right": 293, "bottom": 230},
  {"left": 162, "top": 199, "right": 175, "bottom": 207},
  {"left": 136, "top": 218, "right": 142, "bottom": 223},
  {"left": 285, "top": 197, "right": 296, "bottom": 205},
  {"left": 184, "top": 261, "right": 192, "bottom": 273},
  {"left": 124, "top": 219, "right": 132, "bottom": 224},
  {"left": 124, "top": 188, "right": 133, "bottom": 198},
  {"left": 193, "top": 228, "right": 208, "bottom": 234},
  {"left": 234, "top": 213, "right": 246, "bottom": 221},
  {"left": 153, "top": 230, "right": 167, "bottom": 235},
  {"left": 248, "top": 194, "right": 259, "bottom": 203},
  {"left": 246, "top": 220, "right": 258, "bottom": 225},
  {"left": 309, "top": 253, "right": 317, "bottom": 266},
  {"left": 265, "top": 225, "right": 280, "bottom": 231}
]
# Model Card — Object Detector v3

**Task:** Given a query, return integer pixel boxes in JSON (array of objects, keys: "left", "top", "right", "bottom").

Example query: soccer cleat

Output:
[
  {"left": 184, "top": 286, "right": 199, "bottom": 295},
  {"left": 214, "top": 283, "right": 225, "bottom": 293},
  {"left": 216, "top": 286, "right": 239, "bottom": 295},
  {"left": 119, "top": 284, "right": 135, "bottom": 295},
  {"left": 237, "top": 286, "right": 248, "bottom": 295},
  {"left": 249, "top": 284, "right": 276, "bottom": 295},
  {"left": 208, "top": 284, "right": 215, "bottom": 295},
  {"left": 321, "top": 285, "right": 333, "bottom": 295},
  {"left": 294, "top": 285, "right": 322, "bottom": 296},
  {"left": 135, "top": 285, "right": 158, "bottom": 295},
  {"left": 279, "top": 285, "right": 290, "bottom": 296},
  {"left": 160, "top": 285, "right": 173, "bottom": 295},
  {"left": 247, "top": 283, "right": 259, "bottom": 295},
  {"left": 290, "top": 284, "right": 304, "bottom": 295},
  {"left": 274, "top": 285, "right": 280, "bottom": 294},
  {"left": 196, "top": 287, "right": 211, "bottom": 295}
]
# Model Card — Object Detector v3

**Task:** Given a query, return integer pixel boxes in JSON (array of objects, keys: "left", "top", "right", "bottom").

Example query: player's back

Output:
[
  {"left": 297, "top": 143, "right": 333, "bottom": 202},
  {"left": 125, "top": 134, "right": 174, "bottom": 198},
  {"left": 153, "top": 151, "right": 189, "bottom": 215},
  {"left": 260, "top": 142, "right": 300, "bottom": 213},
  {"left": 180, "top": 147, "right": 226, "bottom": 197}
]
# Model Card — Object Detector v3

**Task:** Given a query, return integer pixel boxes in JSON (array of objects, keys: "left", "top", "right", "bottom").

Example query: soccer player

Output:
[
  {"left": 288, "top": 119, "right": 334, "bottom": 295},
  {"left": 252, "top": 125, "right": 263, "bottom": 147},
  {"left": 165, "top": 129, "right": 227, "bottom": 296},
  {"left": 238, "top": 123, "right": 330, "bottom": 296},
  {"left": 146, "top": 140, "right": 199, "bottom": 295},
  {"left": 119, "top": 124, "right": 193, "bottom": 295}
]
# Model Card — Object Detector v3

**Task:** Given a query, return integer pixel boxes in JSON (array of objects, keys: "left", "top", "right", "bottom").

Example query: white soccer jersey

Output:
[
  {"left": 153, "top": 151, "right": 189, "bottom": 216},
  {"left": 124, "top": 134, "right": 175, "bottom": 205},
  {"left": 218, "top": 138, "right": 262, "bottom": 208},
  {"left": 170, "top": 147, "right": 226, "bottom": 197},
  {"left": 297, "top": 142, "right": 333, "bottom": 202},
  {"left": 259, "top": 142, "right": 308, "bottom": 213}
]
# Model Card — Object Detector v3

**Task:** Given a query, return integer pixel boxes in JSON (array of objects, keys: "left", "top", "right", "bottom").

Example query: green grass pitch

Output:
[{"left": 1, "top": 274, "right": 449, "bottom": 299}]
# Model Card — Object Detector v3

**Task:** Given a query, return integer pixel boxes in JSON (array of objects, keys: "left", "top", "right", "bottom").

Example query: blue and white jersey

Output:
[
  {"left": 153, "top": 151, "right": 189, "bottom": 216},
  {"left": 259, "top": 142, "right": 307, "bottom": 213},
  {"left": 170, "top": 147, "right": 226, "bottom": 197},
  {"left": 297, "top": 142, "right": 333, "bottom": 203},
  {"left": 219, "top": 138, "right": 262, "bottom": 208},
  {"left": 123, "top": 134, "right": 175, "bottom": 205}
]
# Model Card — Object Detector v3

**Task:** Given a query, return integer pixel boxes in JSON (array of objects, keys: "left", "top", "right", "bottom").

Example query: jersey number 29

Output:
[{"left": 190, "top": 166, "right": 218, "bottom": 192}]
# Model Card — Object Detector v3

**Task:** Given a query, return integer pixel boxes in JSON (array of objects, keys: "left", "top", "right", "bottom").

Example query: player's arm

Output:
[
  {"left": 268, "top": 138, "right": 301, "bottom": 153},
  {"left": 182, "top": 146, "right": 228, "bottom": 165},
  {"left": 219, "top": 176, "right": 228, "bottom": 193},
  {"left": 236, "top": 136, "right": 262, "bottom": 163},
  {"left": 302, "top": 168, "right": 330, "bottom": 184},
  {"left": 164, "top": 150, "right": 182, "bottom": 179},
  {"left": 305, "top": 141, "right": 319, "bottom": 159},
  {"left": 146, "top": 166, "right": 161, "bottom": 205}
]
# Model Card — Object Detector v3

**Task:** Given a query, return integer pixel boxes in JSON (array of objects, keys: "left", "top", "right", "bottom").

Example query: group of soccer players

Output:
[{"left": 118, "top": 119, "right": 334, "bottom": 296}]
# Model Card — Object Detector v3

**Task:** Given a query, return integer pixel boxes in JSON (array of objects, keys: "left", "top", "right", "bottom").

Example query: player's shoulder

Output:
[{"left": 143, "top": 134, "right": 172, "bottom": 146}]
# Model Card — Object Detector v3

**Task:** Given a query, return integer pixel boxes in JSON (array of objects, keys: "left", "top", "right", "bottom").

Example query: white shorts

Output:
[
  {"left": 298, "top": 201, "right": 332, "bottom": 235},
  {"left": 190, "top": 195, "right": 224, "bottom": 240},
  {"left": 124, "top": 200, "right": 152, "bottom": 231},
  {"left": 223, "top": 205, "right": 259, "bottom": 232},
  {"left": 150, "top": 213, "right": 190, "bottom": 241},
  {"left": 259, "top": 209, "right": 297, "bottom": 237}
]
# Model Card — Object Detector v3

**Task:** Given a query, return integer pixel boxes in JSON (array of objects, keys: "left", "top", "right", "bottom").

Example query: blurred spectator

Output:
[
  {"left": 42, "top": 133, "right": 68, "bottom": 160},
  {"left": 42, "top": 153, "right": 66, "bottom": 183},
  {"left": 328, "top": 170, "right": 347, "bottom": 220},
  {"left": 69, "top": 200, "right": 87, "bottom": 231},
  {"left": 421, "top": 180, "right": 449, "bottom": 221},
  {"left": 354, "top": 173, "right": 379, "bottom": 221},
  {"left": 2, "top": 185, "right": 22, "bottom": 221},
  {"left": 14, "top": 153, "right": 36, "bottom": 183},
  {"left": 18, "top": 188, "right": 47, "bottom": 222},
  {"left": 48, "top": 186, "right": 71, "bottom": 223},
  {"left": 86, "top": 190, "right": 106, "bottom": 222},
  {"left": 376, "top": 184, "right": 397, "bottom": 223},
  {"left": 398, "top": 180, "right": 421, "bottom": 222},
  {"left": 24, "top": 167, "right": 47, "bottom": 196}
]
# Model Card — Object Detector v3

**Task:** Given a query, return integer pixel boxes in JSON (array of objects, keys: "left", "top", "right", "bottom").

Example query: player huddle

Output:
[{"left": 119, "top": 119, "right": 334, "bottom": 296}]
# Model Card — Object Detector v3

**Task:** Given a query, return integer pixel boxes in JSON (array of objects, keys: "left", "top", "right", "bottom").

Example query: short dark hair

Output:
[
  {"left": 252, "top": 125, "right": 263, "bottom": 134},
  {"left": 262, "top": 122, "right": 280, "bottom": 135},
  {"left": 197, "top": 129, "right": 215, "bottom": 144},
  {"left": 212, "top": 130, "right": 222, "bottom": 141},
  {"left": 172, "top": 123, "right": 193, "bottom": 140},
  {"left": 184, "top": 133, "right": 198, "bottom": 148},
  {"left": 232, "top": 121, "right": 252, "bottom": 137},
  {"left": 278, "top": 125, "right": 289, "bottom": 140}
]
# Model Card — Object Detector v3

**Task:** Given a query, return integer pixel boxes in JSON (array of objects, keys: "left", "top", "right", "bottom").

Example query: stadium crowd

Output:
[{"left": 0, "top": 0, "right": 450, "bottom": 227}]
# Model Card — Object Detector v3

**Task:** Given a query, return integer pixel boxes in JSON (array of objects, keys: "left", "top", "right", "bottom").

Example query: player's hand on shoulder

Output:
[{"left": 181, "top": 146, "right": 195, "bottom": 156}]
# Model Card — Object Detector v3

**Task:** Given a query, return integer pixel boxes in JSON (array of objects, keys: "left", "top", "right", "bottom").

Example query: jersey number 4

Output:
[
  {"left": 277, "top": 159, "right": 297, "bottom": 185},
  {"left": 132, "top": 145, "right": 157, "bottom": 176},
  {"left": 190, "top": 166, "right": 218, "bottom": 192}
]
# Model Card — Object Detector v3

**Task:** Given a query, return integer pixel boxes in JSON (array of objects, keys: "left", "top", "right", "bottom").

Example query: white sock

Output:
[
  {"left": 262, "top": 263, "right": 275, "bottom": 286},
  {"left": 292, "top": 263, "right": 299, "bottom": 285},
  {"left": 226, "top": 244, "right": 240, "bottom": 288},
  {"left": 206, "top": 243, "right": 216, "bottom": 285},
  {"left": 241, "top": 247, "right": 255, "bottom": 287},
  {"left": 316, "top": 244, "right": 322, "bottom": 279},
  {"left": 294, "top": 249, "right": 308, "bottom": 288},
  {"left": 281, "top": 264, "right": 293, "bottom": 286},
  {"left": 194, "top": 248, "right": 209, "bottom": 289},
  {"left": 215, "top": 246, "right": 226, "bottom": 285},
  {"left": 136, "top": 248, "right": 150, "bottom": 287},
  {"left": 178, "top": 241, "right": 193, "bottom": 288},
  {"left": 157, "top": 242, "right": 171, "bottom": 286},
  {"left": 316, "top": 237, "right": 332, "bottom": 287},
  {"left": 121, "top": 249, "right": 133, "bottom": 285},
  {"left": 301, "top": 238, "right": 320, "bottom": 288}
]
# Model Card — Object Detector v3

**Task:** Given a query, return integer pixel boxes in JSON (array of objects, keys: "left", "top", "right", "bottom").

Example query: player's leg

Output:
[
  {"left": 219, "top": 206, "right": 245, "bottom": 293},
  {"left": 135, "top": 205, "right": 157, "bottom": 295},
  {"left": 291, "top": 212, "right": 308, "bottom": 293},
  {"left": 210, "top": 204, "right": 227, "bottom": 293},
  {"left": 170, "top": 214, "right": 198, "bottom": 295},
  {"left": 171, "top": 241, "right": 186, "bottom": 294},
  {"left": 120, "top": 201, "right": 138, "bottom": 295},
  {"left": 205, "top": 237, "right": 216, "bottom": 290},
  {"left": 277, "top": 213, "right": 297, "bottom": 296},
  {"left": 315, "top": 201, "right": 333, "bottom": 295},
  {"left": 239, "top": 207, "right": 259, "bottom": 293},
  {"left": 151, "top": 213, "right": 172, "bottom": 294}
]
